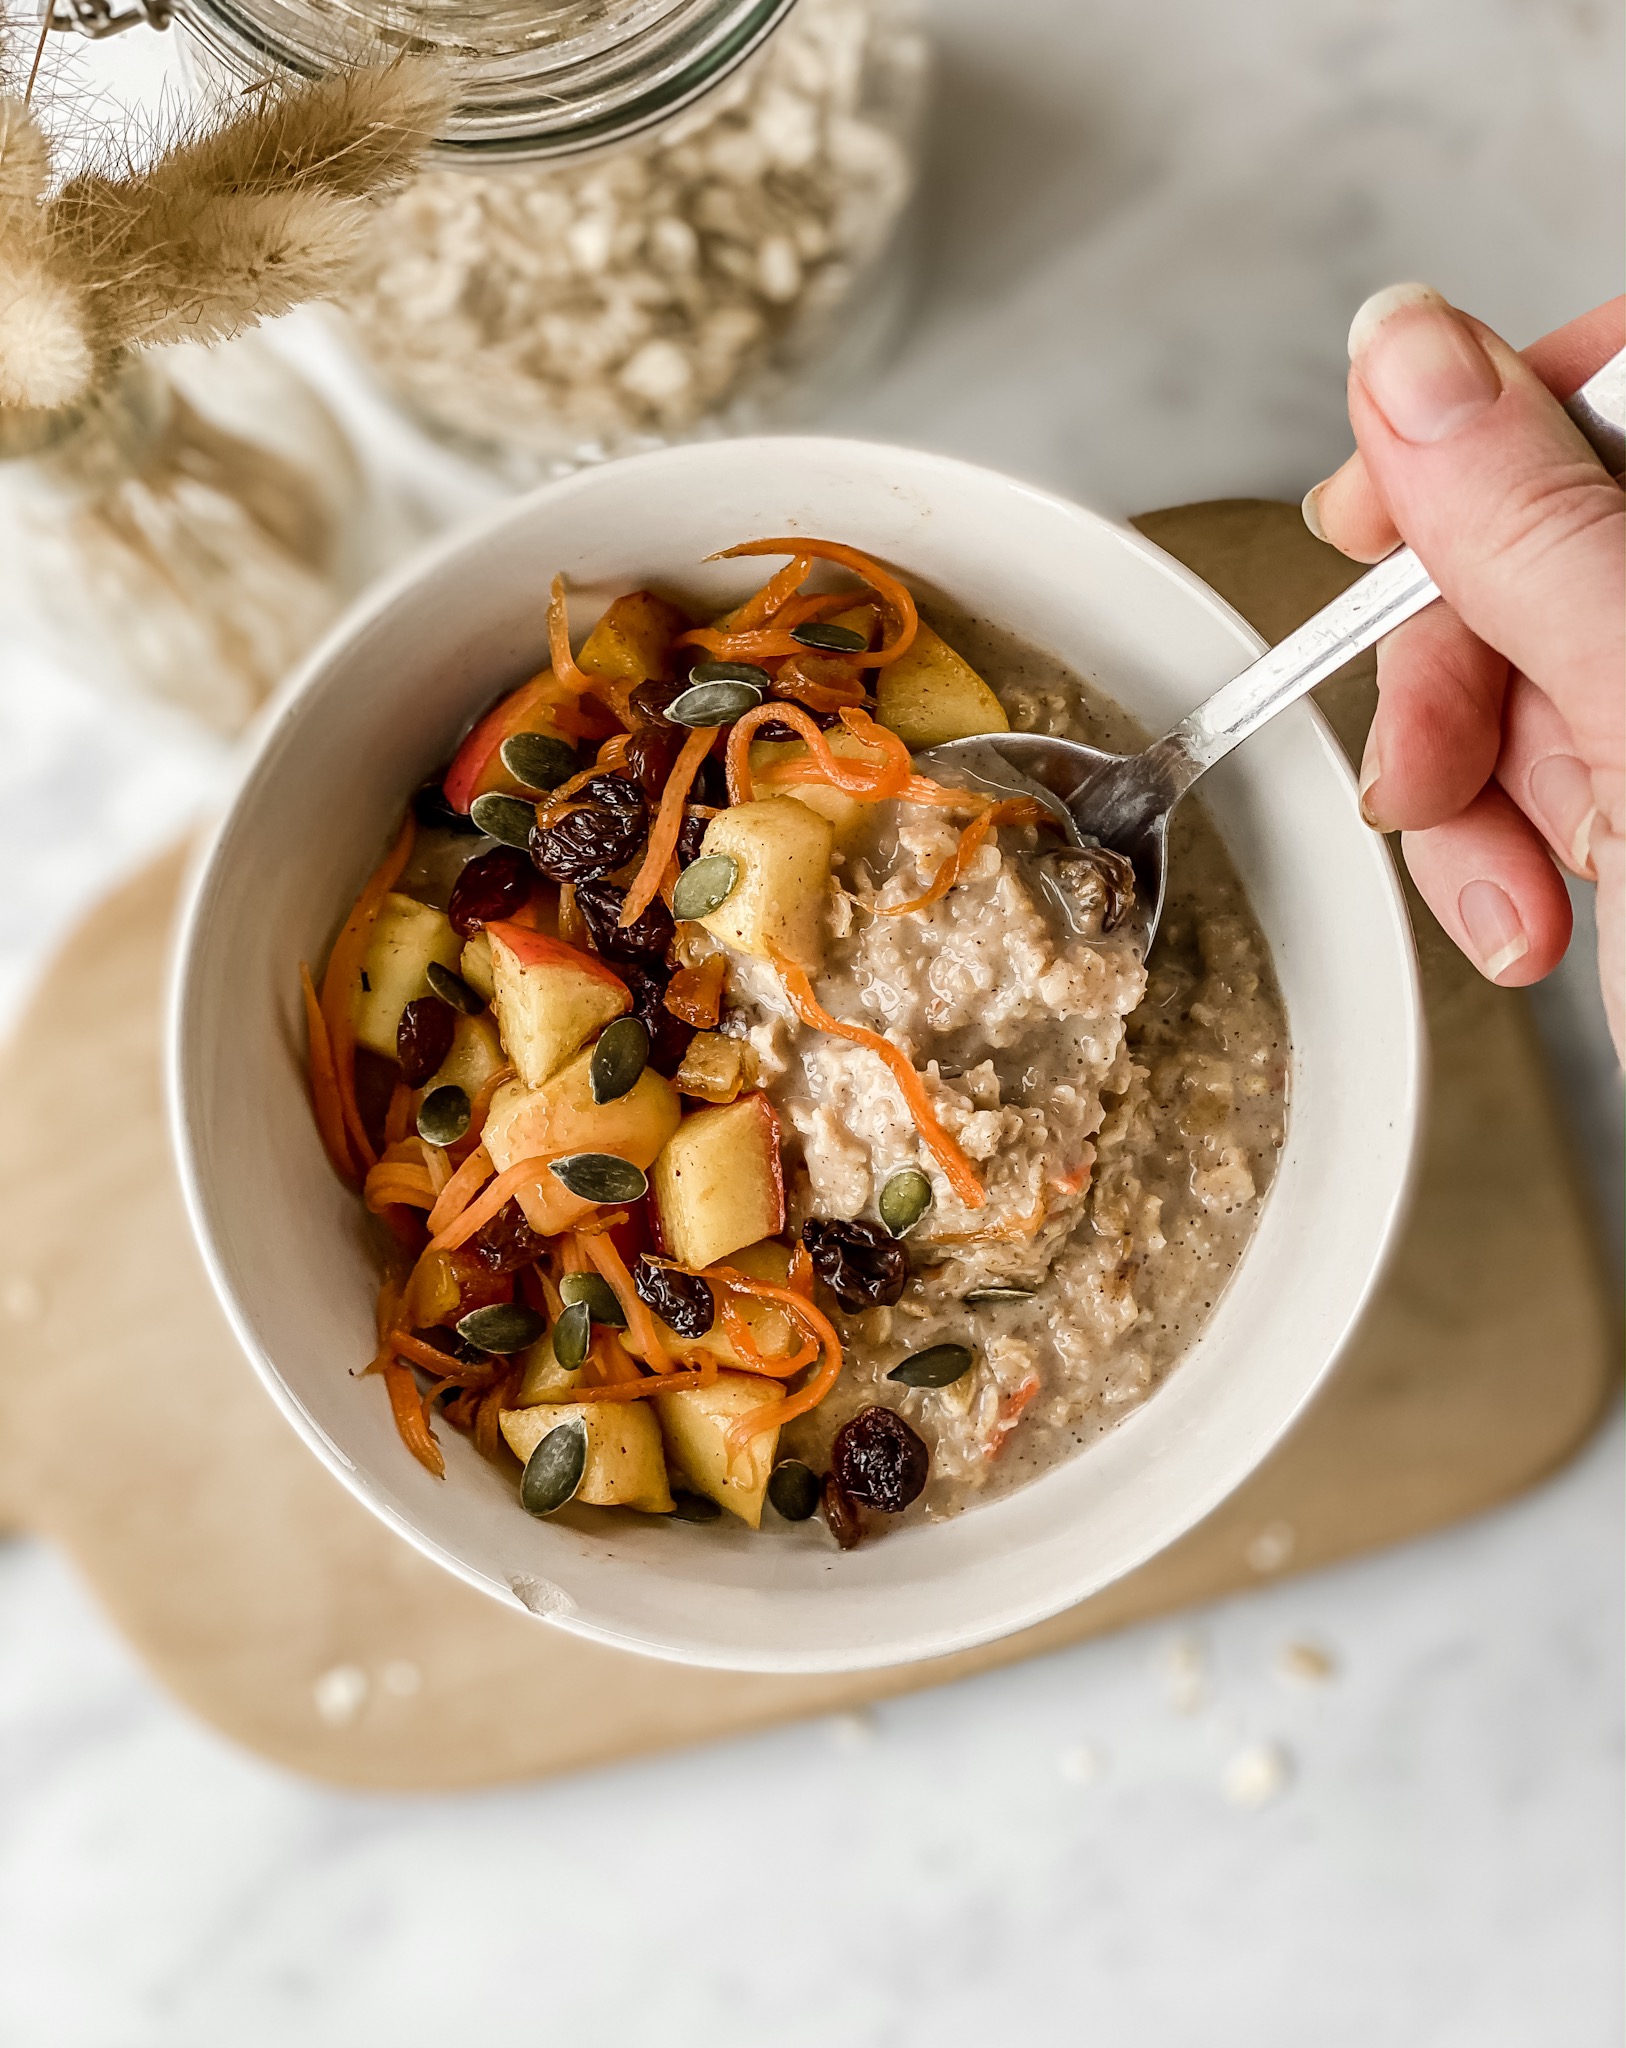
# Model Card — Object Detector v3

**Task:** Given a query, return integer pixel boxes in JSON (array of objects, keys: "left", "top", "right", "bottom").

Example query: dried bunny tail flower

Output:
[
  {"left": 0, "top": 250, "right": 95, "bottom": 407},
  {"left": 0, "top": 96, "right": 51, "bottom": 218},
  {"left": 45, "top": 54, "right": 452, "bottom": 355}
]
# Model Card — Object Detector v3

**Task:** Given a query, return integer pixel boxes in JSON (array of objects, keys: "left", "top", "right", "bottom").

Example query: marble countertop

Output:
[{"left": 0, "top": 0, "right": 1620, "bottom": 2040}]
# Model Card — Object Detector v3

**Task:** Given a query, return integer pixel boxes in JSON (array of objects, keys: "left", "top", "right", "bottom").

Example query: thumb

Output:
[{"left": 1345, "top": 284, "right": 1624, "bottom": 803}]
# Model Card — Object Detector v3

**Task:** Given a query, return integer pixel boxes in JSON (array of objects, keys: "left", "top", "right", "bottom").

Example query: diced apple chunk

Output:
[
  {"left": 499, "top": 1400, "right": 673, "bottom": 1514},
  {"left": 673, "top": 1031, "right": 747, "bottom": 1104},
  {"left": 424, "top": 1011, "right": 506, "bottom": 1100},
  {"left": 512, "top": 1330, "right": 587, "bottom": 1406},
  {"left": 747, "top": 726, "right": 878, "bottom": 843},
  {"left": 695, "top": 796, "right": 833, "bottom": 973},
  {"left": 650, "top": 1238, "right": 799, "bottom": 1369},
  {"left": 653, "top": 1093, "right": 784, "bottom": 1271},
  {"left": 577, "top": 590, "right": 690, "bottom": 685},
  {"left": 354, "top": 893, "right": 463, "bottom": 1058},
  {"left": 874, "top": 623, "right": 1009, "bottom": 749},
  {"left": 444, "top": 671, "right": 582, "bottom": 813},
  {"left": 484, "top": 1052, "right": 682, "bottom": 1236},
  {"left": 488, "top": 921, "right": 630, "bottom": 1088},
  {"left": 459, "top": 930, "right": 496, "bottom": 1002},
  {"left": 654, "top": 1373, "right": 781, "bottom": 1527}
]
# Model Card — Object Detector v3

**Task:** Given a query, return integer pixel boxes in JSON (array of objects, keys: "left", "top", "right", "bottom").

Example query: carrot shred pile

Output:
[
  {"left": 725, "top": 551, "right": 813, "bottom": 631},
  {"left": 300, "top": 963, "right": 354, "bottom": 1182},
  {"left": 708, "top": 1268, "right": 847, "bottom": 1453},
  {"left": 431, "top": 1155, "right": 560, "bottom": 1252},
  {"left": 681, "top": 538, "right": 919, "bottom": 669},
  {"left": 726, "top": 701, "right": 910, "bottom": 806},
  {"left": 384, "top": 1358, "right": 445, "bottom": 1477},
  {"left": 427, "top": 1143, "right": 494, "bottom": 1237},
  {"left": 769, "top": 948, "right": 985, "bottom": 1210},
  {"left": 620, "top": 723, "right": 714, "bottom": 926},
  {"left": 882, "top": 798, "right": 1050, "bottom": 917}
]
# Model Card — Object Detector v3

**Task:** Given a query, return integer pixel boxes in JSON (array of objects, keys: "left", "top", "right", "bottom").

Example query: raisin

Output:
[
  {"left": 529, "top": 774, "right": 649, "bottom": 882},
  {"left": 632, "top": 1255, "right": 716, "bottom": 1337},
  {"left": 472, "top": 1198, "right": 549, "bottom": 1275},
  {"left": 624, "top": 723, "right": 684, "bottom": 803},
  {"left": 412, "top": 781, "right": 483, "bottom": 835},
  {"left": 831, "top": 1406, "right": 929, "bottom": 1512},
  {"left": 692, "top": 756, "right": 729, "bottom": 808},
  {"left": 821, "top": 1472, "right": 865, "bottom": 1549},
  {"left": 801, "top": 1217, "right": 909, "bottom": 1310},
  {"left": 675, "top": 812, "right": 709, "bottom": 867},
  {"left": 396, "top": 995, "right": 455, "bottom": 1086},
  {"left": 617, "top": 960, "right": 694, "bottom": 1075},
  {"left": 448, "top": 846, "right": 532, "bottom": 937},
  {"left": 629, "top": 677, "right": 682, "bottom": 725},
  {"left": 574, "top": 878, "right": 675, "bottom": 960}
]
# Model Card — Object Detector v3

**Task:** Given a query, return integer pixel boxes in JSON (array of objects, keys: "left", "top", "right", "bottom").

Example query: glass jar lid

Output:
[{"left": 172, "top": 0, "right": 799, "bottom": 161}]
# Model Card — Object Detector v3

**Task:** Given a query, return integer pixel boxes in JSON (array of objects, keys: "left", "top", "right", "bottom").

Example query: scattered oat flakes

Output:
[
  {"left": 1276, "top": 1640, "right": 1336, "bottom": 1685},
  {"left": 1245, "top": 1521, "right": 1297, "bottom": 1574},
  {"left": 312, "top": 1663, "right": 369, "bottom": 1726},
  {"left": 1158, "top": 1631, "right": 1208, "bottom": 1714},
  {"left": 1221, "top": 1741, "right": 1292, "bottom": 1808}
]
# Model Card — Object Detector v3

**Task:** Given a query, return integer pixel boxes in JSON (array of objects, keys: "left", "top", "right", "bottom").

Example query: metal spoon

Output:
[{"left": 917, "top": 344, "right": 1626, "bottom": 947}]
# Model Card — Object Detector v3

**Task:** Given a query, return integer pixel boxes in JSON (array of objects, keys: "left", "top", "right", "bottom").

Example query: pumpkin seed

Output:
[
  {"left": 416, "top": 1083, "right": 471, "bottom": 1147},
  {"left": 558, "top": 1271, "right": 626, "bottom": 1328},
  {"left": 767, "top": 1458, "right": 821, "bottom": 1522},
  {"left": 689, "top": 659, "right": 772, "bottom": 691},
  {"left": 469, "top": 791, "right": 539, "bottom": 848},
  {"left": 878, "top": 1166, "right": 933, "bottom": 1236},
  {"left": 425, "top": 961, "right": 484, "bottom": 1015},
  {"left": 520, "top": 1416, "right": 588, "bottom": 1516},
  {"left": 590, "top": 1015, "right": 649, "bottom": 1104},
  {"left": 669, "top": 1489, "right": 723, "bottom": 1522},
  {"left": 671, "top": 854, "right": 739, "bottom": 920},
  {"left": 665, "top": 678, "right": 765, "bottom": 727},
  {"left": 456, "top": 1301, "right": 546, "bottom": 1354},
  {"left": 790, "top": 620, "right": 868, "bottom": 653},
  {"left": 500, "top": 731, "right": 578, "bottom": 791},
  {"left": 965, "top": 1286, "right": 1037, "bottom": 1304},
  {"left": 552, "top": 1299, "right": 591, "bottom": 1368},
  {"left": 549, "top": 1152, "right": 649, "bottom": 1203},
  {"left": 887, "top": 1342, "right": 974, "bottom": 1389}
]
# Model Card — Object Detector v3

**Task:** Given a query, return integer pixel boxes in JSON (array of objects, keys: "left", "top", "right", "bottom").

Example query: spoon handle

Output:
[{"left": 1150, "top": 341, "right": 1626, "bottom": 790}]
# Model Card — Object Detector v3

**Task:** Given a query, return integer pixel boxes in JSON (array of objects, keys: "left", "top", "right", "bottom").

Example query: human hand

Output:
[{"left": 1302, "top": 287, "right": 1625, "bottom": 1059}]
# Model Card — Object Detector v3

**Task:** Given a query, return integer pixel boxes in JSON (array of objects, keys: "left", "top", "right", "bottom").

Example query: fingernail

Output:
[
  {"left": 1301, "top": 483, "right": 1330, "bottom": 543},
  {"left": 1528, "top": 753, "right": 1598, "bottom": 876},
  {"left": 1458, "top": 878, "right": 1529, "bottom": 983},
  {"left": 1357, "top": 731, "right": 1386, "bottom": 828},
  {"left": 1348, "top": 283, "right": 1501, "bottom": 444}
]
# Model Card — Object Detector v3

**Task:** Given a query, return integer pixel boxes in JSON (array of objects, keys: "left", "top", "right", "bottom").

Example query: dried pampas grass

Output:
[{"left": 0, "top": 49, "right": 452, "bottom": 413}]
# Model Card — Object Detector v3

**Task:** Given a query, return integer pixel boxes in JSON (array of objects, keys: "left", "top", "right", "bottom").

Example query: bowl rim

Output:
[{"left": 167, "top": 434, "right": 1426, "bottom": 1672}]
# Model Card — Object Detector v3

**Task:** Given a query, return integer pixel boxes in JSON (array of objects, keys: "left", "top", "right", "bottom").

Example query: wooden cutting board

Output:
[{"left": 0, "top": 500, "right": 1613, "bottom": 1790}]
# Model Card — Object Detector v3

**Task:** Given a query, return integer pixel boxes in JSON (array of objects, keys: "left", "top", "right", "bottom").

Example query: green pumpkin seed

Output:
[
  {"left": 878, "top": 1167, "right": 933, "bottom": 1236},
  {"left": 500, "top": 731, "right": 578, "bottom": 791},
  {"left": 425, "top": 961, "right": 485, "bottom": 1015},
  {"left": 965, "top": 1286, "right": 1037, "bottom": 1304},
  {"left": 665, "top": 678, "right": 765, "bottom": 727},
  {"left": 520, "top": 1416, "right": 588, "bottom": 1516},
  {"left": 417, "top": 1083, "right": 471, "bottom": 1147},
  {"left": 558, "top": 1271, "right": 626, "bottom": 1328},
  {"left": 671, "top": 854, "right": 739, "bottom": 921},
  {"left": 552, "top": 1300, "right": 591, "bottom": 1369},
  {"left": 790, "top": 620, "right": 868, "bottom": 653},
  {"left": 767, "top": 1458, "right": 821, "bottom": 1522},
  {"left": 669, "top": 1489, "right": 723, "bottom": 1522},
  {"left": 549, "top": 1152, "right": 649, "bottom": 1204},
  {"left": 456, "top": 1301, "right": 546, "bottom": 1354},
  {"left": 590, "top": 1015, "right": 649, "bottom": 1105},
  {"left": 469, "top": 791, "right": 538, "bottom": 848},
  {"left": 689, "top": 660, "right": 772, "bottom": 691},
  {"left": 887, "top": 1342, "right": 974, "bottom": 1389}
]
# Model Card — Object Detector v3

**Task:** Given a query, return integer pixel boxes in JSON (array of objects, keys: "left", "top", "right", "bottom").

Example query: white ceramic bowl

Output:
[{"left": 171, "top": 437, "right": 1423, "bottom": 1674}]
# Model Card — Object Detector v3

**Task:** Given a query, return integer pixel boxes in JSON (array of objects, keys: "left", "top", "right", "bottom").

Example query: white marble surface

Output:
[{"left": 0, "top": 0, "right": 1622, "bottom": 2039}]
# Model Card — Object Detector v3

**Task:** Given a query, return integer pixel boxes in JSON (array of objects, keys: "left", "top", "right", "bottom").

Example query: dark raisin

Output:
[
  {"left": 472, "top": 1198, "right": 549, "bottom": 1275},
  {"left": 448, "top": 846, "right": 532, "bottom": 937},
  {"left": 396, "top": 995, "right": 455, "bottom": 1086},
  {"left": 821, "top": 1473, "right": 865, "bottom": 1549},
  {"left": 831, "top": 1406, "right": 929, "bottom": 1512},
  {"left": 624, "top": 723, "right": 684, "bottom": 803},
  {"left": 629, "top": 678, "right": 682, "bottom": 725},
  {"left": 765, "top": 698, "right": 842, "bottom": 730},
  {"left": 801, "top": 1217, "right": 909, "bottom": 1310},
  {"left": 632, "top": 1255, "right": 716, "bottom": 1338},
  {"left": 412, "top": 781, "right": 483, "bottom": 835},
  {"left": 529, "top": 775, "right": 649, "bottom": 883},
  {"left": 693, "top": 756, "right": 729, "bottom": 808},
  {"left": 617, "top": 960, "right": 694, "bottom": 1075},
  {"left": 575, "top": 879, "right": 675, "bottom": 960}
]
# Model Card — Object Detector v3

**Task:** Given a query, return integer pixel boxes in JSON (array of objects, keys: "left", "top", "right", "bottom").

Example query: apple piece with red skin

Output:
[
  {"left": 652, "top": 1092, "right": 786, "bottom": 1272},
  {"left": 483, "top": 1052, "right": 682, "bottom": 1238},
  {"left": 443, "top": 674, "right": 580, "bottom": 814},
  {"left": 486, "top": 920, "right": 630, "bottom": 1089}
]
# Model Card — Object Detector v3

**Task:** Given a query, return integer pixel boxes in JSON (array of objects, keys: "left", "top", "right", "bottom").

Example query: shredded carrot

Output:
[
  {"left": 383, "top": 1080, "right": 414, "bottom": 1149},
  {"left": 984, "top": 1373, "right": 1042, "bottom": 1460},
  {"left": 726, "top": 702, "right": 910, "bottom": 806},
  {"left": 700, "top": 538, "right": 919, "bottom": 668},
  {"left": 558, "top": 884, "right": 587, "bottom": 946},
  {"left": 449, "top": 1066, "right": 513, "bottom": 1165},
  {"left": 300, "top": 963, "right": 355, "bottom": 1183},
  {"left": 548, "top": 573, "right": 594, "bottom": 696},
  {"left": 769, "top": 949, "right": 985, "bottom": 1209},
  {"left": 589, "top": 1327, "right": 646, "bottom": 1386},
  {"left": 572, "top": 1206, "right": 630, "bottom": 1237},
  {"left": 620, "top": 723, "right": 715, "bottom": 926},
  {"left": 390, "top": 1329, "right": 477, "bottom": 1375},
  {"left": 317, "top": 814, "right": 415, "bottom": 1173},
  {"left": 431, "top": 1154, "right": 560, "bottom": 1252},
  {"left": 882, "top": 798, "right": 1050, "bottom": 916},
  {"left": 658, "top": 855, "right": 681, "bottom": 911},
  {"left": 578, "top": 1231, "right": 677, "bottom": 1372},
  {"left": 787, "top": 1243, "right": 815, "bottom": 1298},
  {"left": 383, "top": 1359, "right": 445, "bottom": 1477},
  {"left": 565, "top": 1370, "right": 716, "bottom": 1403},
  {"left": 364, "top": 1166, "right": 437, "bottom": 1214},
  {"left": 720, "top": 1298, "right": 818, "bottom": 1377},
  {"left": 427, "top": 1143, "right": 493, "bottom": 1237},
  {"left": 771, "top": 657, "right": 870, "bottom": 715},
  {"left": 424, "top": 1145, "right": 452, "bottom": 1196},
  {"left": 474, "top": 1374, "right": 513, "bottom": 1462},
  {"left": 596, "top": 731, "right": 631, "bottom": 772},
  {"left": 726, "top": 552, "right": 813, "bottom": 630},
  {"left": 663, "top": 953, "right": 726, "bottom": 1028},
  {"left": 709, "top": 1266, "right": 847, "bottom": 1453}
]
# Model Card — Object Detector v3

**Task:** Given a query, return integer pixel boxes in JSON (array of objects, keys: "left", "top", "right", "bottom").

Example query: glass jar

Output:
[
  {"left": 173, "top": 0, "right": 929, "bottom": 476},
  {"left": 0, "top": 340, "right": 366, "bottom": 733}
]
